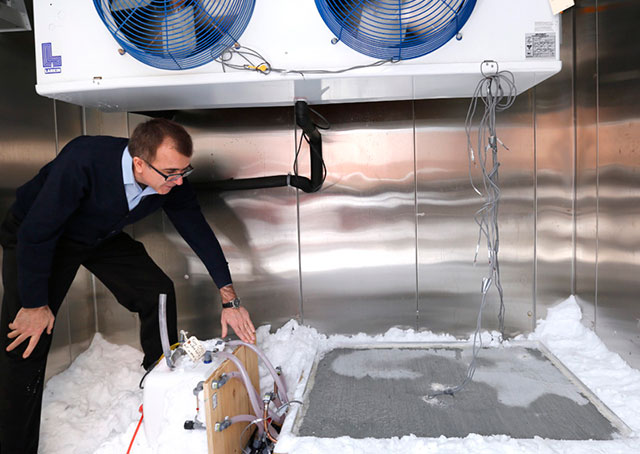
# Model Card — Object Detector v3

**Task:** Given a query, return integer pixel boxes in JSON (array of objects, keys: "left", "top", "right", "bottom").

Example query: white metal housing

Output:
[{"left": 34, "top": 0, "right": 561, "bottom": 111}]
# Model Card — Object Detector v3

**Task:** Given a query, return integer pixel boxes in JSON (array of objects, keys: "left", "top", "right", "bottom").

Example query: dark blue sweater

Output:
[{"left": 12, "top": 135, "right": 232, "bottom": 308}]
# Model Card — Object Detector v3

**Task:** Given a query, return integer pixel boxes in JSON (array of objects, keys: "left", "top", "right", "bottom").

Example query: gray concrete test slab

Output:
[{"left": 295, "top": 344, "right": 627, "bottom": 440}]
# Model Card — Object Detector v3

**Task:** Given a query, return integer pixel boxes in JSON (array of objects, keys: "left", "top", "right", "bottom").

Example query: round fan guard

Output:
[
  {"left": 94, "top": 0, "right": 255, "bottom": 70},
  {"left": 315, "top": 0, "right": 476, "bottom": 60}
]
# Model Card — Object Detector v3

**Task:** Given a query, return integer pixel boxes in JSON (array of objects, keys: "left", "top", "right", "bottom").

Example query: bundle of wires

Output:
[
  {"left": 429, "top": 61, "right": 517, "bottom": 398},
  {"left": 215, "top": 42, "right": 396, "bottom": 77}
]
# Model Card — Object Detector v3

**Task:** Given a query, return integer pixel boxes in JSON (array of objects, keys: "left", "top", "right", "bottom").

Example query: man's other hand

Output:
[
  {"left": 221, "top": 307, "right": 256, "bottom": 344},
  {"left": 6, "top": 306, "right": 55, "bottom": 358}
]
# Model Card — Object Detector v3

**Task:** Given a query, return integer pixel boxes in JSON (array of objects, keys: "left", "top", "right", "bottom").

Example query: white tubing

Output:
[{"left": 158, "top": 293, "right": 174, "bottom": 369}]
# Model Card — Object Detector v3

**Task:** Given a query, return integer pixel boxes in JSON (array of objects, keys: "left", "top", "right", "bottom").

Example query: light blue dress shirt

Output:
[{"left": 122, "top": 147, "right": 158, "bottom": 211}]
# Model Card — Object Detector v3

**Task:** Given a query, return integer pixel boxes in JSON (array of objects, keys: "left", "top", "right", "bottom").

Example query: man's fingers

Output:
[
  {"left": 221, "top": 309, "right": 256, "bottom": 343},
  {"left": 240, "top": 323, "right": 255, "bottom": 343},
  {"left": 240, "top": 326, "right": 252, "bottom": 343},
  {"left": 23, "top": 335, "right": 41, "bottom": 359},
  {"left": 243, "top": 323, "right": 256, "bottom": 343},
  {"left": 7, "top": 329, "right": 20, "bottom": 340},
  {"left": 221, "top": 319, "right": 228, "bottom": 338},
  {"left": 242, "top": 316, "right": 256, "bottom": 342},
  {"left": 47, "top": 316, "right": 54, "bottom": 335},
  {"left": 6, "top": 333, "right": 28, "bottom": 352},
  {"left": 232, "top": 318, "right": 251, "bottom": 343}
]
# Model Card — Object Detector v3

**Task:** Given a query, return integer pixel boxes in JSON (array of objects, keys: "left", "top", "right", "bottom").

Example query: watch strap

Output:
[{"left": 222, "top": 297, "right": 241, "bottom": 309}]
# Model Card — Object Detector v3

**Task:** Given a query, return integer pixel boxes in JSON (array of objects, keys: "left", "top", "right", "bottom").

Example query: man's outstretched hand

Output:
[
  {"left": 221, "top": 307, "right": 256, "bottom": 344},
  {"left": 6, "top": 306, "right": 55, "bottom": 358}
]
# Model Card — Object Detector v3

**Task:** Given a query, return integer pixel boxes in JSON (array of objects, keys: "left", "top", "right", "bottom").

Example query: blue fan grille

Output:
[
  {"left": 94, "top": 0, "right": 255, "bottom": 70},
  {"left": 315, "top": 0, "right": 476, "bottom": 60}
]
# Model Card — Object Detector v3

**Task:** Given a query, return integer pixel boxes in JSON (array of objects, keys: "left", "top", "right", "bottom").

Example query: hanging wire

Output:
[
  {"left": 428, "top": 61, "right": 517, "bottom": 398},
  {"left": 214, "top": 43, "right": 397, "bottom": 77}
]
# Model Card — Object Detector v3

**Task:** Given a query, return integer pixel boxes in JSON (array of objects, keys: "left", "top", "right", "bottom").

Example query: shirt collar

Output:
[{"left": 122, "top": 146, "right": 137, "bottom": 186}]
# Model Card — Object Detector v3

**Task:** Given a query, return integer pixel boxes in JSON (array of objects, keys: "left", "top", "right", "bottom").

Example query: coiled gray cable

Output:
[{"left": 429, "top": 62, "right": 516, "bottom": 398}]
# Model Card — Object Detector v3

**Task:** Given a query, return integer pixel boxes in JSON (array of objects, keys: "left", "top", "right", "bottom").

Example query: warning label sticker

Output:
[{"left": 525, "top": 33, "right": 556, "bottom": 58}]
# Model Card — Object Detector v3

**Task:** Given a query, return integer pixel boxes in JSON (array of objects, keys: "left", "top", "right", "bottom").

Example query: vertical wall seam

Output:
[
  {"left": 571, "top": 8, "right": 578, "bottom": 297},
  {"left": 294, "top": 109, "right": 304, "bottom": 323},
  {"left": 594, "top": 0, "right": 600, "bottom": 330},
  {"left": 413, "top": 99, "right": 419, "bottom": 331},
  {"left": 533, "top": 89, "right": 538, "bottom": 330}
]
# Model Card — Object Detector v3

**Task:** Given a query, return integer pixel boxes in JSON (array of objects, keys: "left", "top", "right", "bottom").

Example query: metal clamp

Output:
[
  {"left": 214, "top": 416, "right": 232, "bottom": 432},
  {"left": 211, "top": 374, "right": 229, "bottom": 390}
]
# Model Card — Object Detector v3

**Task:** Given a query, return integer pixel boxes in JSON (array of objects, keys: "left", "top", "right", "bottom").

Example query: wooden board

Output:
[{"left": 204, "top": 345, "right": 260, "bottom": 454}]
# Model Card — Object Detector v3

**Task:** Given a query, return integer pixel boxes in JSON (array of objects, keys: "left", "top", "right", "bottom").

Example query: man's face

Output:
[{"left": 133, "top": 138, "right": 192, "bottom": 195}]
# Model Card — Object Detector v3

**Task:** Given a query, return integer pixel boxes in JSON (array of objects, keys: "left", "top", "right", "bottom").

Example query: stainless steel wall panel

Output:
[
  {"left": 83, "top": 110, "right": 140, "bottom": 348},
  {"left": 0, "top": 35, "right": 55, "bottom": 205},
  {"left": 415, "top": 96, "right": 535, "bottom": 336},
  {"left": 84, "top": 109, "right": 130, "bottom": 140},
  {"left": 592, "top": 0, "right": 640, "bottom": 368},
  {"left": 533, "top": 9, "right": 576, "bottom": 321},
  {"left": 54, "top": 101, "right": 83, "bottom": 150},
  {"left": 299, "top": 102, "right": 417, "bottom": 335},
  {"left": 574, "top": 1, "right": 598, "bottom": 329}
]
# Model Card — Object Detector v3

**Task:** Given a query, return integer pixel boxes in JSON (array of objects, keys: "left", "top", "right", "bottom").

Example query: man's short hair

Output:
[{"left": 129, "top": 118, "right": 193, "bottom": 161}]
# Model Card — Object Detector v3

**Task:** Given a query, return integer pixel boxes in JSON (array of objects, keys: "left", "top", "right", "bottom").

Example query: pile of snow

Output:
[{"left": 39, "top": 296, "right": 640, "bottom": 453}]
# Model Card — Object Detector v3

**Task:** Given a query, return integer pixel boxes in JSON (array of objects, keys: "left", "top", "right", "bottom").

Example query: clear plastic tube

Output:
[
  {"left": 215, "top": 351, "right": 263, "bottom": 421},
  {"left": 227, "top": 340, "right": 289, "bottom": 403}
]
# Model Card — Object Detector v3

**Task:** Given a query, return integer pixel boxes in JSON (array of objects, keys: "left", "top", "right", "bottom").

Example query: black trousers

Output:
[{"left": 0, "top": 212, "right": 178, "bottom": 454}]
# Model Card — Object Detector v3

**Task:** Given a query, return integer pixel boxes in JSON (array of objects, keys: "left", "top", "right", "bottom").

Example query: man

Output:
[{"left": 0, "top": 118, "right": 255, "bottom": 454}]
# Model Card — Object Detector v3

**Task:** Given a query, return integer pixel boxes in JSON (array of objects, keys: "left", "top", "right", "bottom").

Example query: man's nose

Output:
[{"left": 174, "top": 176, "right": 184, "bottom": 186}]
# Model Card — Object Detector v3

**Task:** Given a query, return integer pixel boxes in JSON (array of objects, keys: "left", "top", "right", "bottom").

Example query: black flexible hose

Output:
[{"left": 197, "top": 100, "right": 324, "bottom": 194}]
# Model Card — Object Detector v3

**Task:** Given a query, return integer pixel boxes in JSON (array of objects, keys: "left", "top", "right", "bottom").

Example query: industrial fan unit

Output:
[{"left": 34, "top": 0, "right": 562, "bottom": 110}]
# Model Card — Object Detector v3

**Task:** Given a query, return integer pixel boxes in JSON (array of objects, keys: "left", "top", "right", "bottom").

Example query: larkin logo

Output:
[{"left": 42, "top": 42, "right": 62, "bottom": 74}]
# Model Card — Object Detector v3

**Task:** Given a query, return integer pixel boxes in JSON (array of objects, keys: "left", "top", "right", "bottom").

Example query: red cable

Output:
[{"left": 126, "top": 404, "right": 144, "bottom": 454}]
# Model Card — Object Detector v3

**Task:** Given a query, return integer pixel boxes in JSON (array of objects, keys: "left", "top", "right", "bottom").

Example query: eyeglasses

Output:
[{"left": 145, "top": 160, "right": 194, "bottom": 182}]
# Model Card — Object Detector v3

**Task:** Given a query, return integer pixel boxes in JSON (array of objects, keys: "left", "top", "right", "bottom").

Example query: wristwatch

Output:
[{"left": 222, "top": 297, "right": 241, "bottom": 309}]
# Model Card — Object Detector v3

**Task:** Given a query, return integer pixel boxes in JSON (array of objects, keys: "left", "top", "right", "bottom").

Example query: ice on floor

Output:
[{"left": 39, "top": 296, "right": 640, "bottom": 453}]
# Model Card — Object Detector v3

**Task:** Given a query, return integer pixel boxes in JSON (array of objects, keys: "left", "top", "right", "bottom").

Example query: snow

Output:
[{"left": 39, "top": 295, "right": 640, "bottom": 454}]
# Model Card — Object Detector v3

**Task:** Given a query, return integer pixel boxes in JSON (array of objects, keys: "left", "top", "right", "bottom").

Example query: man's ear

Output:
[{"left": 132, "top": 156, "right": 144, "bottom": 173}]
